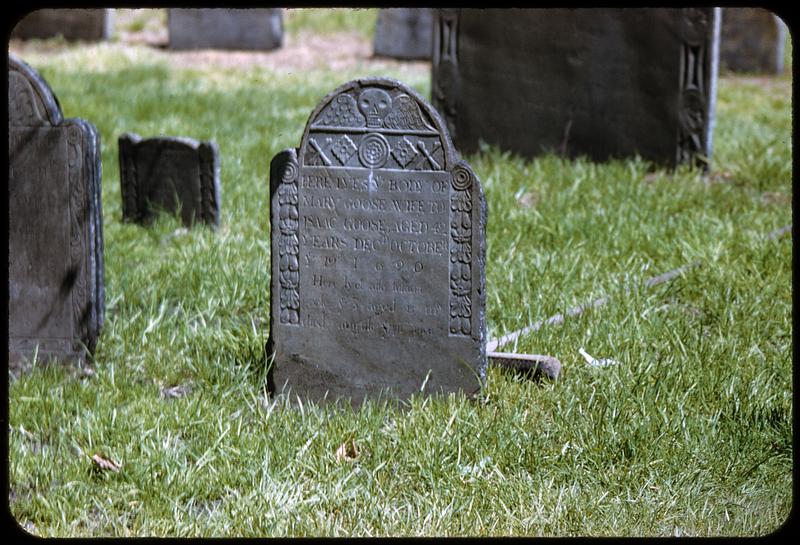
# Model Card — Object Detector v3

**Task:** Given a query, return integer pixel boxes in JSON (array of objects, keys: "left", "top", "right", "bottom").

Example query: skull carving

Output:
[{"left": 358, "top": 88, "right": 392, "bottom": 128}]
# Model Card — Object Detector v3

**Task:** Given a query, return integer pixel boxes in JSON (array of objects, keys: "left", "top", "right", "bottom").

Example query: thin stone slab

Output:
[
  {"left": 119, "top": 133, "right": 221, "bottom": 228},
  {"left": 12, "top": 9, "right": 114, "bottom": 41},
  {"left": 267, "top": 77, "right": 487, "bottom": 405},
  {"left": 9, "top": 54, "right": 104, "bottom": 366},
  {"left": 373, "top": 8, "right": 434, "bottom": 60},
  {"left": 432, "top": 8, "right": 721, "bottom": 169},
  {"left": 720, "top": 8, "right": 786, "bottom": 74},
  {"left": 168, "top": 8, "right": 282, "bottom": 51}
]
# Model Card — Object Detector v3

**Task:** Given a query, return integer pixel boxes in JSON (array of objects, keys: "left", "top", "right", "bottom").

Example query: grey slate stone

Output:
[
  {"left": 373, "top": 8, "right": 434, "bottom": 60},
  {"left": 8, "top": 54, "right": 105, "bottom": 366},
  {"left": 431, "top": 8, "right": 721, "bottom": 169},
  {"left": 168, "top": 8, "right": 282, "bottom": 51},
  {"left": 12, "top": 9, "right": 114, "bottom": 41},
  {"left": 267, "top": 77, "right": 487, "bottom": 406},
  {"left": 119, "top": 133, "right": 221, "bottom": 229},
  {"left": 720, "top": 8, "right": 787, "bottom": 74}
]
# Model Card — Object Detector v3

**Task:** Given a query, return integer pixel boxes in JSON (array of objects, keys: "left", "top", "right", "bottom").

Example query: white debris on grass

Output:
[{"left": 579, "top": 347, "right": 619, "bottom": 368}]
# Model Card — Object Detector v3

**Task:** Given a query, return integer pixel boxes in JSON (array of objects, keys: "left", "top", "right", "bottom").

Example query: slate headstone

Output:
[
  {"left": 720, "top": 8, "right": 786, "bottom": 74},
  {"left": 12, "top": 9, "right": 114, "bottom": 41},
  {"left": 118, "top": 133, "right": 221, "bottom": 228},
  {"left": 168, "top": 8, "right": 283, "bottom": 51},
  {"left": 373, "top": 8, "right": 434, "bottom": 60},
  {"left": 8, "top": 54, "right": 105, "bottom": 366},
  {"left": 267, "top": 77, "right": 487, "bottom": 405},
  {"left": 432, "top": 8, "right": 721, "bottom": 169}
]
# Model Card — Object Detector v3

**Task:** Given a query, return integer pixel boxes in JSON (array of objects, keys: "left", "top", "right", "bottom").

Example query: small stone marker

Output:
[
  {"left": 168, "top": 8, "right": 283, "bottom": 51},
  {"left": 12, "top": 9, "right": 114, "bottom": 41},
  {"left": 118, "top": 133, "right": 221, "bottom": 228},
  {"left": 8, "top": 54, "right": 105, "bottom": 366},
  {"left": 373, "top": 8, "right": 434, "bottom": 60},
  {"left": 432, "top": 8, "right": 721, "bottom": 169},
  {"left": 267, "top": 77, "right": 487, "bottom": 405},
  {"left": 720, "top": 8, "right": 787, "bottom": 74}
]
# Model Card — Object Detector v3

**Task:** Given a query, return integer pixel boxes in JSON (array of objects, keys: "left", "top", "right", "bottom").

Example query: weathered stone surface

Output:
[
  {"left": 432, "top": 8, "right": 721, "bottom": 169},
  {"left": 8, "top": 54, "right": 105, "bottom": 366},
  {"left": 373, "top": 8, "right": 434, "bottom": 60},
  {"left": 119, "top": 133, "right": 221, "bottom": 228},
  {"left": 720, "top": 8, "right": 786, "bottom": 74},
  {"left": 12, "top": 9, "right": 114, "bottom": 41},
  {"left": 267, "top": 77, "right": 487, "bottom": 405},
  {"left": 168, "top": 8, "right": 282, "bottom": 51}
]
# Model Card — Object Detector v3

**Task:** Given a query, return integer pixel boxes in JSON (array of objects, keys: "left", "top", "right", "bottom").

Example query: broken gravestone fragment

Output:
[
  {"left": 119, "top": 133, "right": 221, "bottom": 228},
  {"left": 8, "top": 53, "right": 105, "bottom": 367},
  {"left": 267, "top": 77, "right": 487, "bottom": 406}
]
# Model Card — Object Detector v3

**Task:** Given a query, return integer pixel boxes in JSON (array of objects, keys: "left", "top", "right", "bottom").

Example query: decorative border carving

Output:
[
  {"left": 199, "top": 142, "right": 219, "bottom": 226},
  {"left": 677, "top": 8, "right": 712, "bottom": 169},
  {"left": 277, "top": 158, "right": 300, "bottom": 325},
  {"left": 67, "top": 125, "right": 89, "bottom": 352},
  {"left": 449, "top": 163, "right": 472, "bottom": 336}
]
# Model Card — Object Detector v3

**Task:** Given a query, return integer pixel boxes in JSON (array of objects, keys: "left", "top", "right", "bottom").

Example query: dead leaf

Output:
[
  {"left": 160, "top": 383, "right": 192, "bottom": 399},
  {"left": 91, "top": 453, "right": 121, "bottom": 472},
  {"left": 335, "top": 439, "right": 359, "bottom": 462},
  {"left": 517, "top": 191, "right": 539, "bottom": 209}
]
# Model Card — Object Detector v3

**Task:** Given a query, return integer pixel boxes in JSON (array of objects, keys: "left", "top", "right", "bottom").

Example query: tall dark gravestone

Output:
[
  {"left": 373, "top": 8, "right": 434, "bottom": 60},
  {"left": 118, "top": 133, "right": 221, "bottom": 228},
  {"left": 432, "top": 8, "right": 721, "bottom": 169},
  {"left": 720, "top": 8, "right": 787, "bottom": 74},
  {"left": 267, "top": 78, "right": 487, "bottom": 405},
  {"left": 12, "top": 9, "right": 114, "bottom": 41},
  {"left": 168, "top": 8, "right": 283, "bottom": 51},
  {"left": 8, "top": 54, "right": 105, "bottom": 366}
]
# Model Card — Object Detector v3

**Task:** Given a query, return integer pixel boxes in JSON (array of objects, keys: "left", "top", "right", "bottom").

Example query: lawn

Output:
[{"left": 7, "top": 9, "right": 793, "bottom": 537}]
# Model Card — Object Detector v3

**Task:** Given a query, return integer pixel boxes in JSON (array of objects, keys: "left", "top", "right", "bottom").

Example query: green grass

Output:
[{"left": 7, "top": 13, "right": 792, "bottom": 537}]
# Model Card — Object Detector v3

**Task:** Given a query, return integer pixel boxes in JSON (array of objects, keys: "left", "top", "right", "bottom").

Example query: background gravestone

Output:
[
  {"left": 720, "top": 8, "right": 787, "bottom": 74},
  {"left": 267, "top": 77, "right": 487, "bottom": 405},
  {"left": 432, "top": 8, "right": 721, "bottom": 169},
  {"left": 168, "top": 8, "right": 283, "bottom": 50},
  {"left": 9, "top": 54, "right": 105, "bottom": 366},
  {"left": 119, "top": 133, "right": 221, "bottom": 228},
  {"left": 12, "top": 9, "right": 114, "bottom": 41},
  {"left": 373, "top": 8, "right": 434, "bottom": 60}
]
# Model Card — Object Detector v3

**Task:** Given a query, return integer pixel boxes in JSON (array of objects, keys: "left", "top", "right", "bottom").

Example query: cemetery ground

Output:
[{"left": 7, "top": 9, "right": 793, "bottom": 537}]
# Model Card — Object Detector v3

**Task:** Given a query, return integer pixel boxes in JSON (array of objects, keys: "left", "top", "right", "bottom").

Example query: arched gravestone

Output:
[
  {"left": 8, "top": 54, "right": 104, "bottom": 366},
  {"left": 432, "top": 8, "right": 721, "bottom": 170},
  {"left": 119, "top": 132, "right": 221, "bottom": 228},
  {"left": 267, "top": 78, "right": 487, "bottom": 405}
]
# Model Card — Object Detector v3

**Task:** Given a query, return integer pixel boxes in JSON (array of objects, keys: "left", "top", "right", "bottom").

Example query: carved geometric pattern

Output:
[
  {"left": 391, "top": 136, "right": 418, "bottom": 167},
  {"left": 330, "top": 134, "right": 357, "bottom": 165},
  {"left": 278, "top": 159, "right": 300, "bottom": 325},
  {"left": 449, "top": 164, "right": 472, "bottom": 336},
  {"left": 358, "top": 133, "right": 390, "bottom": 169}
]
